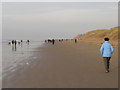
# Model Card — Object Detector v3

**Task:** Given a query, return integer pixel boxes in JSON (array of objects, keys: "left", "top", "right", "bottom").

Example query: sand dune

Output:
[{"left": 75, "top": 26, "right": 119, "bottom": 47}]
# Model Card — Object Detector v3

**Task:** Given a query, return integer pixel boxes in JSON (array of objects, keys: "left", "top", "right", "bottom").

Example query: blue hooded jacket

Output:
[{"left": 100, "top": 41, "right": 114, "bottom": 57}]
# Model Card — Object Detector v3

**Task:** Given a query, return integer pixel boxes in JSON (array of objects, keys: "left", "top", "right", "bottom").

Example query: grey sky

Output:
[{"left": 2, "top": 2, "right": 118, "bottom": 41}]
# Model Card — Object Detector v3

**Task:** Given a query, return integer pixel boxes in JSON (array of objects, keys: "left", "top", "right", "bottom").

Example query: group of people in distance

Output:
[
  {"left": 9, "top": 40, "right": 30, "bottom": 45},
  {"left": 45, "top": 39, "right": 55, "bottom": 45},
  {"left": 45, "top": 39, "right": 77, "bottom": 45},
  {"left": 8, "top": 40, "right": 30, "bottom": 51}
]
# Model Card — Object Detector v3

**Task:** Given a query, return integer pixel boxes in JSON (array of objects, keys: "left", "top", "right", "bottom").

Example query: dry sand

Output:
[{"left": 2, "top": 40, "right": 118, "bottom": 88}]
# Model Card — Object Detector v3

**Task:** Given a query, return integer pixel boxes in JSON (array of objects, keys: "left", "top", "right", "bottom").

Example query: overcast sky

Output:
[{"left": 2, "top": 2, "right": 118, "bottom": 41}]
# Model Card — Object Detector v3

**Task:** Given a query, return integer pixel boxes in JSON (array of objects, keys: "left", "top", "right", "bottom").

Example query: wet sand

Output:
[{"left": 2, "top": 40, "right": 118, "bottom": 88}]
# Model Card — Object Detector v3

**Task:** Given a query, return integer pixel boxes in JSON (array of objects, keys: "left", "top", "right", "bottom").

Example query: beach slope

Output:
[{"left": 2, "top": 41, "right": 118, "bottom": 88}]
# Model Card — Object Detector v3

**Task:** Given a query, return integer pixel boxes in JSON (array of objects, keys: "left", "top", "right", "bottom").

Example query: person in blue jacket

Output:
[{"left": 100, "top": 37, "right": 114, "bottom": 73}]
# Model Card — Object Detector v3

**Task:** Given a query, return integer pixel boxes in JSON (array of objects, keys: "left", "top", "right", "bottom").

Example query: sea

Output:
[{"left": 1, "top": 40, "right": 44, "bottom": 78}]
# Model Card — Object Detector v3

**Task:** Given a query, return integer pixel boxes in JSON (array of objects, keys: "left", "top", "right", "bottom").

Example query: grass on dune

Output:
[
  {"left": 76, "top": 26, "right": 119, "bottom": 41},
  {"left": 75, "top": 26, "right": 119, "bottom": 46}
]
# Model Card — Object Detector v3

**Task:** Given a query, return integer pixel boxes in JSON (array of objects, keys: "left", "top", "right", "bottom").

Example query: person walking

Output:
[
  {"left": 52, "top": 39, "right": 55, "bottom": 45},
  {"left": 14, "top": 40, "right": 17, "bottom": 46},
  {"left": 11, "top": 40, "right": 14, "bottom": 45},
  {"left": 14, "top": 40, "right": 17, "bottom": 51},
  {"left": 100, "top": 37, "right": 114, "bottom": 73},
  {"left": 11, "top": 40, "right": 15, "bottom": 51},
  {"left": 75, "top": 39, "right": 77, "bottom": 43},
  {"left": 27, "top": 40, "right": 30, "bottom": 45}
]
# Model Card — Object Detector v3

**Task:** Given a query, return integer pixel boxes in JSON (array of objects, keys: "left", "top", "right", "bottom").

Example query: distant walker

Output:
[
  {"left": 52, "top": 39, "right": 55, "bottom": 45},
  {"left": 75, "top": 39, "right": 77, "bottom": 43}
]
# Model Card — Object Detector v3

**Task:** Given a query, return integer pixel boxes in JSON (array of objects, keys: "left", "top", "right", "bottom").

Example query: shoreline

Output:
[
  {"left": 2, "top": 40, "right": 118, "bottom": 88},
  {"left": 2, "top": 41, "right": 45, "bottom": 78}
]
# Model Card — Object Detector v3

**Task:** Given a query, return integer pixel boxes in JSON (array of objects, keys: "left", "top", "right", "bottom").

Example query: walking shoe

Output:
[{"left": 105, "top": 70, "right": 109, "bottom": 73}]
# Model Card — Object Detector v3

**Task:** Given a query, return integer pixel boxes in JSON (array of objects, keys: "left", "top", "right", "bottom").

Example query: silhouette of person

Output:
[
  {"left": 18, "top": 42, "right": 20, "bottom": 44},
  {"left": 8, "top": 41, "right": 11, "bottom": 45},
  {"left": 12, "top": 40, "right": 14, "bottom": 44},
  {"left": 27, "top": 40, "right": 30, "bottom": 45},
  {"left": 75, "top": 39, "right": 77, "bottom": 43},
  {"left": 20, "top": 40, "right": 23, "bottom": 46},
  {"left": 52, "top": 39, "right": 55, "bottom": 45},
  {"left": 100, "top": 37, "right": 114, "bottom": 73},
  {"left": 45, "top": 40, "right": 47, "bottom": 43},
  {"left": 48, "top": 39, "right": 51, "bottom": 43},
  {"left": 48, "top": 39, "right": 49, "bottom": 43},
  {"left": 14, "top": 40, "right": 17, "bottom": 51},
  {"left": 14, "top": 40, "right": 17, "bottom": 45},
  {"left": 11, "top": 40, "right": 15, "bottom": 51}
]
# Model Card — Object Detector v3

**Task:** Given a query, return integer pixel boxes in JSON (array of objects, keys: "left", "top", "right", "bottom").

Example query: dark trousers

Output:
[{"left": 103, "top": 57, "right": 111, "bottom": 71}]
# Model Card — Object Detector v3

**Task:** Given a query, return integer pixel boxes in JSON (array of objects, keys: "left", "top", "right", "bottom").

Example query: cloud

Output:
[{"left": 3, "top": 7, "right": 117, "bottom": 24}]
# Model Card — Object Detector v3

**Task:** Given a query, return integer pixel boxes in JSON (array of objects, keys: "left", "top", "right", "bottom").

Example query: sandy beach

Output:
[{"left": 2, "top": 40, "right": 118, "bottom": 88}]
